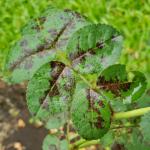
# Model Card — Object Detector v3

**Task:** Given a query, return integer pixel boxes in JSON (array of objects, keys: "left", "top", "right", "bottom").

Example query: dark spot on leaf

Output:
[
  {"left": 97, "top": 76, "right": 131, "bottom": 96},
  {"left": 49, "top": 85, "right": 60, "bottom": 97},
  {"left": 49, "top": 21, "right": 72, "bottom": 49},
  {"left": 38, "top": 16, "right": 46, "bottom": 25},
  {"left": 112, "top": 143, "right": 125, "bottom": 150},
  {"left": 111, "top": 35, "right": 121, "bottom": 42},
  {"left": 37, "top": 44, "right": 45, "bottom": 51},
  {"left": 70, "top": 136, "right": 80, "bottom": 144},
  {"left": 59, "top": 135, "right": 66, "bottom": 140},
  {"left": 40, "top": 90, "right": 50, "bottom": 107},
  {"left": 41, "top": 99, "right": 49, "bottom": 110},
  {"left": 95, "top": 116, "right": 103, "bottom": 128},
  {"left": 86, "top": 89, "right": 105, "bottom": 129},
  {"left": 31, "top": 17, "right": 46, "bottom": 31},
  {"left": 24, "top": 57, "right": 33, "bottom": 69},
  {"left": 69, "top": 51, "right": 85, "bottom": 60},
  {"left": 20, "top": 39, "right": 28, "bottom": 47},
  {"left": 50, "top": 61, "right": 65, "bottom": 80},
  {"left": 49, "top": 61, "right": 65, "bottom": 97},
  {"left": 64, "top": 9, "right": 83, "bottom": 18},
  {"left": 32, "top": 24, "right": 41, "bottom": 31},
  {"left": 48, "top": 29, "right": 58, "bottom": 37},
  {"left": 96, "top": 41, "right": 105, "bottom": 49},
  {"left": 64, "top": 79, "right": 75, "bottom": 91}
]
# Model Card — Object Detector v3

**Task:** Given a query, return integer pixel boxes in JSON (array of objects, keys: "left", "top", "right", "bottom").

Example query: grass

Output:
[{"left": 0, "top": 0, "right": 150, "bottom": 87}]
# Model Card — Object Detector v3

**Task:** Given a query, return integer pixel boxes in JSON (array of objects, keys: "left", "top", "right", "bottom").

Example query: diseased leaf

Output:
[
  {"left": 113, "top": 128, "right": 150, "bottom": 150},
  {"left": 67, "top": 24, "right": 123, "bottom": 74},
  {"left": 101, "top": 131, "right": 115, "bottom": 147},
  {"left": 27, "top": 61, "right": 75, "bottom": 127},
  {"left": 26, "top": 63, "right": 51, "bottom": 114},
  {"left": 42, "top": 134, "right": 68, "bottom": 150},
  {"left": 137, "top": 93, "right": 150, "bottom": 108},
  {"left": 42, "top": 135, "right": 59, "bottom": 150},
  {"left": 71, "top": 82, "right": 111, "bottom": 140},
  {"left": 6, "top": 7, "right": 89, "bottom": 83},
  {"left": 97, "top": 64, "right": 147, "bottom": 103},
  {"left": 110, "top": 100, "right": 127, "bottom": 112},
  {"left": 140, "top": 112, "right": 150, "bottom": 143},
  {"left": 125, "top": 129, "right": 150, "bottom": 150},
  {"left": 45, "top": 113, "right": 67, "bottom": 130}
]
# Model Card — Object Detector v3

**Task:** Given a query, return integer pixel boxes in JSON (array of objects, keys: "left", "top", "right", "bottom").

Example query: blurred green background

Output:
[{"left": 0, "top": 0, "right": 150, "bottom": 87}]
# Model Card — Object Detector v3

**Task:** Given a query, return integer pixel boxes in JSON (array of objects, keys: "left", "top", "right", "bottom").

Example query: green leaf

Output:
[
  {"left": 42, "top": 135, "right": 59, "bottom": 150},
  {"left": 71, "top": 82, "right": 111, "bottom": 140},
  {"left": 101, "top": 131, "right": 115, "bottom": 147},
  {"left": 125, "top": 130, "right": 150, "bottom": 150},
  {"left": 97, "top": 64, "right": 147, "bottom": 103},
  {"left": 6, "top": 7, "right": 89, "bottom": 83},
  {"left": 42, "top": 134, "right": 68, "bottom": 150},
  {"left": 140, "top": 112, "right": 150, "bottom": 143},
  {"left": 110, "top": 100, "right": 127, "bottom": 112},
  {"left": 114, "top": 128, "right": 150, "bottom": 150},
  {"left": 45, "top": 113, "right": 68, "bottom": 130},
  {"left": 26, "top": 63, "right": 50, "bottom": 114},
  {"left": 129, "top": 71, "right": 147, "bottom": 102},
  {"left": 67, "top": 24, "right": 123, "bottom": 74},
  {"left": 137, "top": 93, "right": 150, "bottom": 107}
]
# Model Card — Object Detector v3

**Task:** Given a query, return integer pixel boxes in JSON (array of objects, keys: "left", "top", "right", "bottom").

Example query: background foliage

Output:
[{"left": 0, "top": 0, "right": 150, "bottom": 88}]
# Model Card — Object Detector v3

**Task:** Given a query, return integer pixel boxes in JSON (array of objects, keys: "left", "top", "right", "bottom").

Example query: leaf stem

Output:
[
  {"left": 70, "top": 139, "right": 86, "bottom": 150},
  {"left": 113, "top": 107, "right": 150, "bottom": 119},
  {"left": 110, "top": 124, "right": 139, "bottom": 129},
  {"left": 70, "top": 139, "right": 100, "bottom": 150},
  {"left": 78, "top": 139, "right": 100, "bottom": 149}
]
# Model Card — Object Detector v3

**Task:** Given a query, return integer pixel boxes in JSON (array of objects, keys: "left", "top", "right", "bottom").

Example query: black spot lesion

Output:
[
  {"left": 20, "top": 39, "right": 28, "bottom": 47},
  {"left": 96, "top": 41, "right": 105, "bottom": 49},
  {"left": 64, "top": 9, "right": 83, "bottom": 19},
  {"left": 49, "top": 61, "right": 66, "bottom": 97},
  {"left": 97, "top": 76, "right": 131, "bottom": 96},
  {"left": 69, "top": 38, "right": 106, "bottom": 65},
  {"left": 32, "top": 16, "right": 46, "bottom": 31},
  {"left": 48, "top": 29, "right": 58, "bottom": 37},
  {"left": 38, "top": 16, "right": 46, "bottom": 25},
  {"left": 37, "top": 44, "right": 45, "bottom": 52},
  {"left": 86, "top": 89, "right": 105, "bottom": 129},
  {"left": 40, "top": 61, "right": 65, "bottom": 109}
]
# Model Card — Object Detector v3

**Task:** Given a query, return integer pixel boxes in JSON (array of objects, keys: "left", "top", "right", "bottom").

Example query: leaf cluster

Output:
[{"left": 5, "top": 7, "right": 148, "bottom": 149}]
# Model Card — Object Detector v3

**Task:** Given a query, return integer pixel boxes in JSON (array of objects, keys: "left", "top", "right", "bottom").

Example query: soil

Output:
[{"left": 0, "top": 80, "right": 47, "bottom": 150}]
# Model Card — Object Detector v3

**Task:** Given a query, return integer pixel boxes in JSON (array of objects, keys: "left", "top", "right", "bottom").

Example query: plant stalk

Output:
[
  {"left": 70, "top": 139, "right": 86, "bottom": 150},
  {"left": 78, "top": 139, "right": 100, "bottom": 149},
  {"left": 113, "top": 107, "right": 150, "bottom": 119}
]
